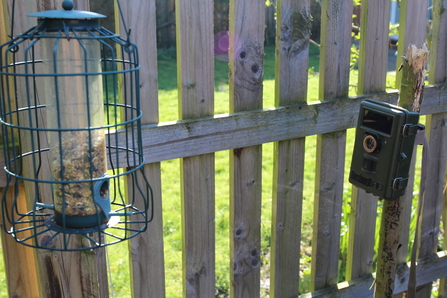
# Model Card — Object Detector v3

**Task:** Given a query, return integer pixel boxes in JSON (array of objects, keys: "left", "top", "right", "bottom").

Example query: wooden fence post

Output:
[{"left": 374, "top": 44, "right": 428, "bottom": 298}]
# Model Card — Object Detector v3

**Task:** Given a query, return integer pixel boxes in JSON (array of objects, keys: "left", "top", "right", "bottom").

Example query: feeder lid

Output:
[
  {"left": 28, "top": 0, "right": 105, "bottom": 20},
  {"left": 28, "top": 10, "right": 106, "bottom": 20}
]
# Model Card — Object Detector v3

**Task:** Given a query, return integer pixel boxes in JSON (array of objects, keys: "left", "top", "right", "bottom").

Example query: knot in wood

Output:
[
  {"left": 281, "top": 10, "right": 312, "bottom": 56},
  {"left": 239, "top": 50, "right": 247, "bottom": 60},
  {"left": 235, "top": 43, "right": 264, "bottom": 92},
  {"left": 235, "top": 227, "right": 244, "bottom": 238},
  {"left": 250, "top": 257, "right": 260, "bottom": 268}
]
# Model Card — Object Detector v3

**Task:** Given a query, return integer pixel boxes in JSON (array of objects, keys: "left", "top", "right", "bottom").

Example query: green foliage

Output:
[
  {"left": 389, "top": 23, "right": 400, "bottom": 40},
  {"left": 350, "top": 44, "right": 360, "bottom": 71}
]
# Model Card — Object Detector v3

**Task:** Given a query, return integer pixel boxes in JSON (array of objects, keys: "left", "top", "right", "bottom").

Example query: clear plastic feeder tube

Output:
[{"left": 42, "top": 31, "right": 108, "bottom": 227}]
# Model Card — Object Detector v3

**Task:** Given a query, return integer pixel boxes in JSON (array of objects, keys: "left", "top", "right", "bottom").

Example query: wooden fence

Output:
[{"left": 0, "top": 0, "right": 447, "bottom": 297}]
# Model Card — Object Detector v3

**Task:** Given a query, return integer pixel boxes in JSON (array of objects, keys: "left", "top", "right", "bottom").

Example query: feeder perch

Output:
[{"left": 0, "top": 0, "right": 153, "bottom": 251}]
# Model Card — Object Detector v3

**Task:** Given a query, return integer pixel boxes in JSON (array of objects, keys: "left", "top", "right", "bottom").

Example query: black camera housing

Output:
[{"left": 349, "top": 99, "right": 422, "bottom": 200}]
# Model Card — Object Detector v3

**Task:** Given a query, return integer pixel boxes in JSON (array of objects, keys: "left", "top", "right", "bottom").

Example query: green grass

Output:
[{"left": 0, "top": 43, "right": 421, "bottom": 298}]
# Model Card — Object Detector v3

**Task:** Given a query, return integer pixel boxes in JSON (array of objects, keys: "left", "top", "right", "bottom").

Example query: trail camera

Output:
[{"left": 349, "top": 99, "right": 423, "bottom": 200}]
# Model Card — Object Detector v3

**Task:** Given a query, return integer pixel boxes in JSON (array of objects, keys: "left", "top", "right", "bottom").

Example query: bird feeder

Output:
[{"left": 0, "top": 1, "right": 153, "bottom": 250}]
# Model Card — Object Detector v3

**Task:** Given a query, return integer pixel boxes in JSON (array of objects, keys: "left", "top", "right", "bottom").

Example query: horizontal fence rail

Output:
[
  {"left": 118, "top": 84, "right": 447, "bottom": 164},
  {"left": 1, "top": 84, "right": 447, "bottom": 187}
]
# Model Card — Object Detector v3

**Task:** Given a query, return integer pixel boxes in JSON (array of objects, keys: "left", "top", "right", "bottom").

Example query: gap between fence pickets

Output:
[{"left": 299, "top": 250, "right": 447, "bottom": 298}]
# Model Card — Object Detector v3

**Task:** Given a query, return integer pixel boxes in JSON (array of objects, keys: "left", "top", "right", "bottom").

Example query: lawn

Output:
[{"left": 0, "top": 43, "right": 411, "bottom": 298}]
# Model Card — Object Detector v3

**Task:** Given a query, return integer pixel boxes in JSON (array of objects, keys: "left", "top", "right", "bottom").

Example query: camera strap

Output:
[{"left": 407, "top": 125, "right": 429, "bottom": 298}]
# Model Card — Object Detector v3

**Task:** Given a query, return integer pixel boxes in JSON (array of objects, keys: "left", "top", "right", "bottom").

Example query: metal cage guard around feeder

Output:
[{"left": 0, "top": 1, "right": 153, "bottom": 251}]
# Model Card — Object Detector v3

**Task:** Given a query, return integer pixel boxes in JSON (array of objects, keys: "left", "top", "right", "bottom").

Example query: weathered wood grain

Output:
[
  {"left": 418, "top": 0, "right": 447, "bottom": 296},
  {"left": 312, "top": 129, "right": 347, "bottom": 288},
  {"left": 270, "top": 0, "right": 310, "bottom": 297},
  {"left": 347, "top": 0, "right": 390, "bottom": 282},
  {"left": 356, "top": 0, "right": 391, "bottom": 95},
  {"left": 430, "top": 2, "right": 447, "bottom": 296},
  {"left": 0, "top": 186, "right": 39, "bottom": 298},
  {"left": 6, "top": 2, "right": 59, "bottom": 298},
  {"left": 229, "top": 0, "right": 265, "bottom": 296},
  {"left": 396, "top": 0, "right": 434, "bottom": 297},
  {"left": 0, "top": 4, "right": 40, "bottom": 297},
  {"left": 114, "top": 90, "right": 394, "bottom": 166},
  {"left": 375, "top": 45, "right": 428, "bottom": 298},
  {"left": 418, "top": 114, "right": 447, "bottom": 255},
  {"left": 0, "top": 2, "right": 40, "bottom": 297},
  {"left": 119, "top": 1, "right": 167, "bottom": 298},
  {"left": 430, "top": 0, "right": 447, "bottom": 84},
  {"left": 395, "top": 0, "right": 429, "bottom": 86},
  {"left": 311, "top": 0, "right": 352, "bottom": 291},
  {"left": 176, "top": 0, "right": 216, "bottom": 297}
]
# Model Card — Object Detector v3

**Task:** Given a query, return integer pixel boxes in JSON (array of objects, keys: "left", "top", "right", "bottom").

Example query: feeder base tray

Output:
[{"left": 45, "top": 213, "right": 119, "bottom": 234}]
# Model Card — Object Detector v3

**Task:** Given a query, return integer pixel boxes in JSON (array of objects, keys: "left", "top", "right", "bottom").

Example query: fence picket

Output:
[
  {"left": 419, "top": 103, "right": 447, "bottom": 292},
  {"left": 311, "top": 0, "right": 353, "bottom": 291},
  {"left": 176, "top": 0, "right": 216, "bottom": 297},
  {"left": 396, "top": 0, "right": 436, "bottom": 297},
  {"left": 3, "top": 1, "right": 51, "bottom": 296},
  {"left": 429, "top": 0, "right": 447, "bottom": 83},
  {"left": 0, "top": 186, "right": 39, "bottom": 297},
  {"left": 0, "top": 4, "right": 40, "bottom": 297},
  {"left": 395, "top": 0, "right": 429, "bottom": 86},
  {"left": 116, "top": 1, "right": 167, "bottom": 297},
  {"left": 347, "top": 0, "right": 390, "bottom": 281},
  {"left": 429, "top": 1, "right": 447, "bottom": 295},
  {"left": 229, "top": 0, "right": 265, "bottom": 296},
  {"left": 270, "top": 0, "right": 310, "bottom": 297}
]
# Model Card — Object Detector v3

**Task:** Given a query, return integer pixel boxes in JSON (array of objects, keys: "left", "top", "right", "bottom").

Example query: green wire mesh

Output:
[{"left": 0, "top": 5, "right": 153, "bottom": 251}]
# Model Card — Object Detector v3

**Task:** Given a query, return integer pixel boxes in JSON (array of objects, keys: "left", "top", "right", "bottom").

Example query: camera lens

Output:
[{"left": 363, "top": 135, "right": 378, "bottom": 153}]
